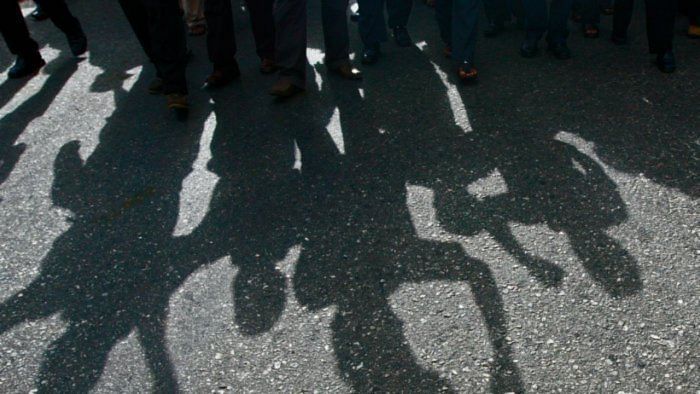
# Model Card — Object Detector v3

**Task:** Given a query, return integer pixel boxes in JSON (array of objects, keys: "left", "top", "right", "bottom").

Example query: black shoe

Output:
[
  {"left": 392, "top": 26, "right": 412, "bottom": 47},
  {"left": 67, "top": 32, "right": 88, "bottom": 57},
  {"left": 610, "top": 34, "right": 628, "bottom": 45},
  {"left": 484, "top": 22, "right": 504, "bottom": 38},
  {"left": 520, "top": 38, "right": 539, "bottom": 58},
  {"left": 8, "top": 55, "right": 46, "bottom": 79},
  {"left": 548, "top": 42, "right": 571, "bottom": 59},
  {"left": 30, "top": 6, "right": 49, "bottom": 21},
  {"left": 656, "top": 50, "right": 676, "bottom": 73},
  {"left": 362, "top": 45, "right": 380, "bottom": 65}
]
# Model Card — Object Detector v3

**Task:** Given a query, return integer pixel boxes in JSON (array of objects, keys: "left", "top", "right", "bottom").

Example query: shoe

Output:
[
  {"left": 166, "top": 93, "right": 189, "bottom": 120},
  {"left": 392, "top": 26, "right": 412, "bottom": 47},
  {"left": 548, "top": 42, "right": 571, "bottom": 59},
  {"left": 188, "top": 24, "right": 206, "bottom": 36},
  {"left": 655, "top": 50, "right": 676, "bottom": 73},
  {"left": 484, "top": 22, "right": 505, "bottom": 38},
  {"left": 30, "top": 6, "right": 49, "bottom": 21},
  {"left": 330, "top": 61, "right": 362, "bottom": 80},
  {"left": 458, "top": 62, "right": 478, "bottom": 83},
  {"left": 269, "top": 80, "right": 304, "bottom": 98},
  {"left": 205, "top": 62, "right": 240, "bottom": 88},
  {"left": 610, "top": 34, "right": 628, "bottom": 45},
  {"left": 8, "top": 55, "right": 46, "bottom": 79},
  {"left": 67, "top": 32, "right": 88, "bottom": 57},
  {"left": 148, "top": 77, "right": 164, "bottom": 95},
  {"left": 350, "top": 9, "right": 360, "bottom": 22},
  {"left": 583, "top": 24, "right": 600, "bottom": 39},
  {"left": 520, "top": 38, "right": 539, "bottom": 58},
  {"left": 688, "top": 25, "right": 700, "bottom": 39},
  {"left": 260, "top": 58, "right": 278, "bottom": 74},
  {"left": 361, "top": 45, "right": 380, "bottom": 65}
]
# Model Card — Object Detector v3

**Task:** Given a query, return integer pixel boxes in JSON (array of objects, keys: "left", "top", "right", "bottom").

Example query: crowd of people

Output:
[{"left": 1, "top": 0, "right": 698, "bottom": 119}]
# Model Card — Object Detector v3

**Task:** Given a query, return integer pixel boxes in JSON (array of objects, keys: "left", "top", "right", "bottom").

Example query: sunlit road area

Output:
[{"left": 0, "top": 1, "right": 698, "bottom": 392}]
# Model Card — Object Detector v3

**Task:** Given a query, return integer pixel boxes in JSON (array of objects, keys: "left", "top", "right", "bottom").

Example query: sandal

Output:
[
  {"left": 458, "top": 62, "right": 478, "bottom": 83},
  {"left": 583, "top": 24, "right": 600, "bottom": 39}
]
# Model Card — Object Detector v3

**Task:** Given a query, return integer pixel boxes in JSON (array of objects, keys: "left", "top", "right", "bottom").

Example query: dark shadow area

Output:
[
  {"left": 0, "top": 60, "right": 77, "bottom": 197},
  {"left": 1, "top": 0, "right": 697, "bottom": 392}
]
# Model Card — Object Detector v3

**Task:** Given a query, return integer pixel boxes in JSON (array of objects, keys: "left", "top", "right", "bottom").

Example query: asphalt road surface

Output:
[{"left": 0, "top": 1, "right": 698, "bottom": 393}]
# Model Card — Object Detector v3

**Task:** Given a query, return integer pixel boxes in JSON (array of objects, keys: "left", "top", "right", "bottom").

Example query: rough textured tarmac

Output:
[{"left": 0, "top": 1, "right": 698, "bottom": 392}]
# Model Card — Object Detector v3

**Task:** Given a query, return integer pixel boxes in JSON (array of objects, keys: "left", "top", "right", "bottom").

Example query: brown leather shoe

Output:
[
  {"left": 331, "top": 62, "right": 362, "bottom": 80},
  {"left": 205, "top": 63, "right": 240, "bottom": 88},
  {"left": 167, "top": 93, "right": 189, "bottom": 120},
  {"left": 260, "top": 58, "right": 278, "bottom": 74},
  {"left": 269, "top": 80, "right": 304, "bottom": 98},
  {"left": 458, "top": 64, "right": 478, "bottom": 83}
]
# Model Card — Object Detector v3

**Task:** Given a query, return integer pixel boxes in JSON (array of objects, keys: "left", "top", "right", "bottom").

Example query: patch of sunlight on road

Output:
[{"left": 173, "top": 109, "right": 220, "bottom": 237}]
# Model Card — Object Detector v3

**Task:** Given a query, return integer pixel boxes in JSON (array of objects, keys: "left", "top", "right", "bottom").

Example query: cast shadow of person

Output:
[
  {"left": 425, "top": 55, "right": 642, "bottom": 300},
  {"left": 0, "top": 69, "right": 206, "bottom": 392},
  {"left": 291, "top": 45, "right": 524, "bottom": 392},
  {"left": 0, "top": 60, "right": 78, "bottom": 196}
]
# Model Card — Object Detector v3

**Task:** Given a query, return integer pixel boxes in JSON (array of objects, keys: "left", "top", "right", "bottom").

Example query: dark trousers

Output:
[
  {"left": 357, "top": 0, "right": 413, "bottom": 46},
  {"left": 574, "top": 0, "right": 601, "bottom": 24},
  {"left": 522, "top": 0, "right": 574, "bottom": 44},
  {"left": 118, "top": 0, "right": 188, "bottom": 94},
  {"left": 274, "top": 0, "right": 350, "bottom": 88},
  {"left": 205, "top": 0, "right": 275, "bottom": 67},
  {"left": 483, "top": 0, "right": 524, "bottom": 25},
  {"left": 0, "top": 1, "right": 39, "bottom": 58},
  {"left": 34, "top": 0, "right": 85, "bottom": 38},
  {"left": 613, "top": 0, "right": 676, "bottom": 53},
  {"left": 436, "top": 0, "right": 479, "bottom": 64}
]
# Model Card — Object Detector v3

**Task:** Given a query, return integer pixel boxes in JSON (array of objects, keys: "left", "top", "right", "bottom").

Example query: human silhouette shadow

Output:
[
  {"left": 0, "top": 71, "right": 205, "bottom": 392},
  {"left": 0, "top": 60, "right": 77, "bottom": 197},
  {"left": 292, "top": 44, "right": 524, "bottom": 392}
]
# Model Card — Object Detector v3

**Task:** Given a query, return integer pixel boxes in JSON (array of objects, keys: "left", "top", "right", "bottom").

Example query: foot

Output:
[
  {"left": 269, "top": 80, "right": 304, "bottom": 98},
  {"left": 330, "top": 61, "right": 362, "bottom": 80},
  {"left": 361, "top": 45, "right": 380, "bottom": 65},
  {"left": 548, "top": 42, "right": 572, "bottom": 60},
  {"left": 166, "top": 93, "right": 189, "bottom": 120},
  {"left": 520, "top": 38, "right": 539, "bottom": 58},
  {"left": 583, "top": 24, "right": 600, "bottom": 39},
  {"left": 484, "top": 22, "right": 505, "bottom": 38},
  {"left": 260, "top": 58, "right": 278, "bottom": 74},
  {"left": 67, "top": 32, "right": 88, "bottom": 57},
  {"left": 610, "top": 33, "right": 628, "bottom": 45},
  {"left": 8, "top": 55, "right": 46, "bottom": 79},
  {"left": 148, "top": 77, "right": 164, "bottom": 95},
  {"left": 688, "top": 25, "right": 700, "bottom": 39},
  {"left": 30, "top": 6, "right": 49, "bottom": 21},
  {"left": 205, "top": 62, "right": 240, "bottom": 88},
  {"left": 188, "top": 24, "right": 206, "bottom": 36},
  {"left": 392, "top": 26, "right": 412, "bottom": 47},
  {"left": 656, "top": 50, "right": 676, "bottom": 73},
  {"left": 458, "top": 62, "right": 478, "bottom": 83}
]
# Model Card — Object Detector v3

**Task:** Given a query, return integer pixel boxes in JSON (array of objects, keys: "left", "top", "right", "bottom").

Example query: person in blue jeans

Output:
[
  {"left": 435, "top": 0, "right": 480, "bottom": 82},
  {"left": 520, "top": 0, "right": 574, "bottom": 59}
]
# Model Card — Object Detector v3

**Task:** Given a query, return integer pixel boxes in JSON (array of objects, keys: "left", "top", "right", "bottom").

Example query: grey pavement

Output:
[{"left": 0, "top": 1, "right": 698, "bottom": 393}]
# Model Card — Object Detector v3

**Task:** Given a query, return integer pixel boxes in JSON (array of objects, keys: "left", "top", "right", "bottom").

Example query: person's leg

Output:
[
  {"left": 644, "top": 0, "right": 676, "bottom": 54},
  {"left": 118, "top": 0, "right": 156, "bottom": 61},
  {"left": 244, "top": 0, "right": 276, "bottom": 61},
  {"left": 0, "top": 1, "right": 41, "bottom": 59},
  {"left": 357, "top": 0, "right": 388, "bottom": 48},
  {"left": 144, "top": 0, "right": 188, "bottom": 95},
  {"left": 204, "top": 0, "right": 238, "bottom": 68},
  {"left": 546, "top": 0, "right": 573, "bottom": 45},
  {"left": 483, "top": 0, "right": 510, "bottom": 26},
  {"left": 386, "top": 0, "right": 412, "bottom": 28},
  {"left": 34, "top": 0, "right": 84, "bottom": 38},
  {"left": 452, "top": 0, "right": 479, "bottom": 65},
  {"left": 521, "top": 0, "right": 548, "bottom": 41},
  {"left": 612, "top": 0, "right": 634, "bottom": 39},
  {"left": 181, "top": 0, "right": 206, "bottom": 31},
  {"left": 273, "top": 0, "right": 307, "bottom": 89},
  {"left": 321, "top": 0, "right": 351, "bottom": 68},
  {"left": 581, "top": 0, "right": 601, "bottom": 25},
  {"left": 435, "top": 0, "right": 453, "bottom": 49}
]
